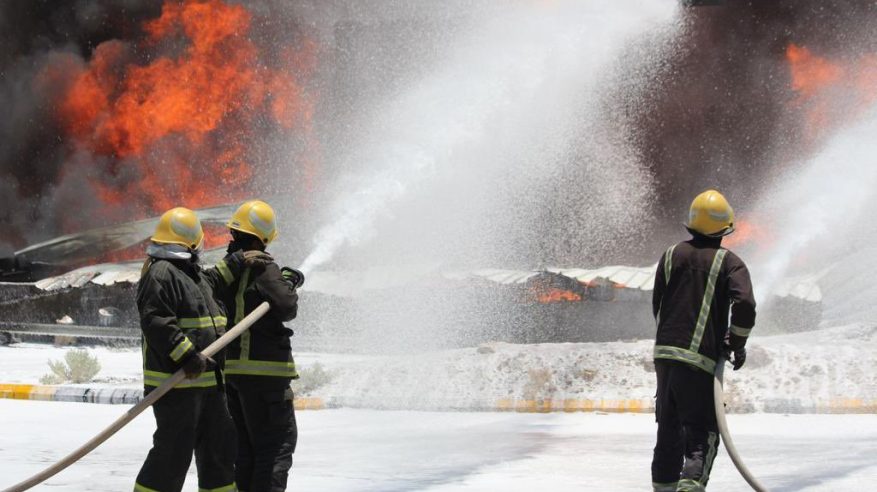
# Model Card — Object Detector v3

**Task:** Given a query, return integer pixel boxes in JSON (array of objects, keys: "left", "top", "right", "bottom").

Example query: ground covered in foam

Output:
[
  {"left": 1, "top": 399, "right": 875, "bottom": 491},
  {"left": 3, "top": 323, "right": 877, "bottom": 411},
  {"left": 314, "top": 323, "right": 877, "bottom": 412}
]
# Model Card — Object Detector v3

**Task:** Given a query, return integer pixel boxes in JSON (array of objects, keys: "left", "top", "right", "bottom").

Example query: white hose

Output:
[
  {"left": 3, "top": 302, "right": 271, "bottom": 492},
  {"left": 714, "top": 360, "right": 769, "bottom": 492}
]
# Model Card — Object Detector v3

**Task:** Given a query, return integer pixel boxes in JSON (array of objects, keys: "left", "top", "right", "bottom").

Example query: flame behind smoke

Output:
[
  {"left": 722, "top": 219, "right": 774, "bottom": 253},
  {"left": 43, "top": 0, "right": 315, "bottom": 229},
  {"left": 786, "top": 43, "right": 877, "bottom": 140}
]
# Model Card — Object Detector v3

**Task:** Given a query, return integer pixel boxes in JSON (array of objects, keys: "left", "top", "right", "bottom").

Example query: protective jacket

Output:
[
  {"left": 137, "top": 256, "right": 239, "bottom": 392},
  {"left": 652, "top": 236, "right": 756, "bottom": 374},
  {"left": 223, "top": 260, "right": 300, "bottom": 383}
]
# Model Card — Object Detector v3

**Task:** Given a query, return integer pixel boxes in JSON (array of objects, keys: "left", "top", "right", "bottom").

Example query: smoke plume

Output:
[{"left": 613, "top": 0, "right": 877, "bottom": 257}]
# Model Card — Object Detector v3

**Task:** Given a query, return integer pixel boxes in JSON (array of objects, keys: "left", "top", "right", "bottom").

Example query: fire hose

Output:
[
  {"left": 3, "top": 301, "right": 271, "bottom": 492},
  {"left": 714, "top": 359, "right": 769, "bottom": 492}
]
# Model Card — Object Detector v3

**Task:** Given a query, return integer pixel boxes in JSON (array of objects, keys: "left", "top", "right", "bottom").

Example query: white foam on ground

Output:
[
  {"left": 0, "top": 343, "right": 141, "bottom": 386},
  {"left": 4, "top": 324, "right": 877, "bottom": 411},
  {"left": 1, "top": 400, "right": 875, "bottom": 491},
  {"left": 311, "top": 324, "right": 877, "bottom": 412}
]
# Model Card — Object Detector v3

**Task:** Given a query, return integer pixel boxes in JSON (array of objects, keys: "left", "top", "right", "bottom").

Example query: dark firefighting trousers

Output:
[
  {"left": 135, "top": 388, "right": 236, "bottom": 492},
  {"left": 651, "top": 360, "right": 720, "bottom": 492},
  {"left": 227, "top": 379, "right": 298, "bottom": 492}
]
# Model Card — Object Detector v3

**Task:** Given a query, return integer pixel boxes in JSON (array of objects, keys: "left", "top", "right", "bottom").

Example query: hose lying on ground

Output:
[
  {"left": 3, "top": 301, "right": 271, "bottom": 492},
  {"left": 714, "top": 360, "right": 769, "bottom": 492}
]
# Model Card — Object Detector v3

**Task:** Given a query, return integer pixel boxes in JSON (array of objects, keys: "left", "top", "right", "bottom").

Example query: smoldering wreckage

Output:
[{"left": 0, "top": 208, "right": 820, "bottom": 351}]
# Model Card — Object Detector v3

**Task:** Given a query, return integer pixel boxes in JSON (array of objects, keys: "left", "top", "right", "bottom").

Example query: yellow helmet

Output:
[
  {"left": 227, "top": 200, "right": 278, "bottom": 245},
  {"left": 686, "top": 189, "right": 735, "bottom": 237},
  {"left": 151, "top": 207, "right": 204, "bottom": 250}
]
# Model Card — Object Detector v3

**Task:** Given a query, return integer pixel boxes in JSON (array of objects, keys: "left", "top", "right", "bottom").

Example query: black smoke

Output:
[
  {"left": 3, "top": 0, "right": 876, "bottom": 266},
  {"left": 616, "top": 0, "right": 877, "bottom": 257},
  {"left": 0, "top": 1, "right": 161, "bottom": 252},
  {"left": 0, "top": 0, "right": 315, "bottom": 255}
]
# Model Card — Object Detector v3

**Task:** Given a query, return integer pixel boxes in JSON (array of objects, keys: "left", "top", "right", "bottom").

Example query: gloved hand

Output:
[
  {"left": 182, "top": 352, "right": 216, "bottom": 379},
  {"left": 241, "top": 250, "right": 274, "bottom": 268},
  {"left": 280, "top": 267, "right": 305, "bottom": 289},
  {"left": 729, "top": 347, "right": 746, "bottom": 370}
]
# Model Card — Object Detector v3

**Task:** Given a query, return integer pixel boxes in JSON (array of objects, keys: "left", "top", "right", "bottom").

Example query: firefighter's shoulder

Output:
[{"left": 720, "top": 248, "right": 751, "bottom": 271}]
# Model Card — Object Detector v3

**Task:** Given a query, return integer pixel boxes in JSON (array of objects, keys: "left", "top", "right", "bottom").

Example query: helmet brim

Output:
[
  {"left": 150, "top": 235, "right": 204, "bottom": 252},
  {"left": 684, "top": 224, "right": 735, "bottom": 238},
  {"left": 227, "top": 223, "right": 271, "bottom": 246}
]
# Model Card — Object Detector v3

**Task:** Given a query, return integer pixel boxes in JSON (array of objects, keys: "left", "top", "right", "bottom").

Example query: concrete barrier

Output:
[
  {"left": 0, "top": 383, "right": 326, "bottom": 410},
  {"left": 4, "top": 383, "right": 877, "bottom": 414},
  {"left": 495, "top": 398, "right": 654, "bottom": 413}
]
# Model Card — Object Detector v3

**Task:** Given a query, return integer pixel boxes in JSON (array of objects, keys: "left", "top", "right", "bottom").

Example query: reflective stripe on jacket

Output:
[
  {"left": 137, "top": 258, "right": 238, "bottom": 392},
  {"left": 222, "top": 259, "right": 300, "bottom": 381},
  {"left": 652, "top": 237, "right": 756, "bottom": 374}
]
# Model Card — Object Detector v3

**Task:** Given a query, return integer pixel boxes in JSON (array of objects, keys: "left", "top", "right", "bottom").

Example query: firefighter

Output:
[
  {"left": 650, "top": 190, "right": 756, "bottom": 492},
  {"left": 220, "top": 200, "right": 303, "bottom": 492},
  {"left": 134, "top": 206, "right": 271, "bottom": 492}
]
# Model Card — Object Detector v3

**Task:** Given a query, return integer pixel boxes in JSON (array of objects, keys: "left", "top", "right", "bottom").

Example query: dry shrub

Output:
[
  {"left": 40, "top": 349, "right": 101, "bottom": 384},
  {"left": 291, "top": 363, "right": 333, "bottom": 396}
]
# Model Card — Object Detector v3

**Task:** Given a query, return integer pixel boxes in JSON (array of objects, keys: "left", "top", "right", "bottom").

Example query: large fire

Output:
[
  {"left": 786, "top": 44, "right": 877, "bottom": 139},
  {"left": 43, "top": 0, "right": 316, "bottom": 232}
]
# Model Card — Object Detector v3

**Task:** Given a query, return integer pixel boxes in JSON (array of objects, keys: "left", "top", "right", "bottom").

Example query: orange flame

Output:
[
  {"left": 722, "top": 219, "right": 772, "bottom": 250},
  {"left": 786, "top": 44, "right": 844, "bottom": 98},
  {"left": 48, "top": 0, "right": 316, "bottom": 228},
  {"left": 536, "top": 288, "right": 582, "bottom": 304},
  {"left": 786, "top": 44, "right": 877, "bottom": 139}
]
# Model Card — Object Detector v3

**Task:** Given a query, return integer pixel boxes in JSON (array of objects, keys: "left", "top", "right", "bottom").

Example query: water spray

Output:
[
  {"left": 295, "top": 1, "right": 674, "bottom": 277},
  {"left": 751, "top": 110, "right": 877, "bottom": 305}
]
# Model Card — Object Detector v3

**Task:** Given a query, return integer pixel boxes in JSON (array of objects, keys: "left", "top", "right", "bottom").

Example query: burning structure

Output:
[
  {"left": 0, "top": 241, "right": 822, "bottom": 350},
  {"left": 1, "top": 0, "right": 317, "bottom": 253},
  {"left": 2, "top": 1, "right": 872, "bottom": 349}
]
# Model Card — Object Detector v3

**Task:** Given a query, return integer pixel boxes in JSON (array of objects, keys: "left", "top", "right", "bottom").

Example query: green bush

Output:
[{"left": 39, "top": 349, "right": 102, "bottom": 385}]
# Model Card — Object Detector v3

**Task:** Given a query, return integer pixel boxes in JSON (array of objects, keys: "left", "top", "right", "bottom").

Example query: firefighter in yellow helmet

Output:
[
  {"left": 135, "top": 207, "right": 271, "bottom": 492},
  {"left": 150, "top": 206, "right": 205, "bottom": 250},
  {"left": 650, "top": 190, "right": 756, "bottom": 492},
  {"left": 684, "top": 189, "right": 736, "bottom": 238},
  {"left": 220, "top": 200, "right": 304, "bottom": 492}
]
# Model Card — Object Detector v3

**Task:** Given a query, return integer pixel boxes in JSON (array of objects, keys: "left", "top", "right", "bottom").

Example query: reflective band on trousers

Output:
[
  {"left": 653, "top": 345, "right": 716, "bottom": 374},
  {"left": 143, "top": 370, "right": 216, "bottom": 388},
  {"left": 225, "top": 359, "right": 298, "bottom": 378},
  {"left": 178, "top": 316, "right": 227, "bottom": 329},
  {"left": 701, "top": 431, "right": 718, "bottom": 486},
  {"left": 689, "top": 249, "right": 727, "bottom": 353},
  {"left": 198, "top": 483, "right": 237, "bottom": 492},
  {"left": 134, "top": 482, "right": 160, "bottom": 492},
  {"left": 677, "top": 478, "right": 706, "bottom": 492},
  {"left": 169, "top": 337, "right": 193, "bottom": 362}
]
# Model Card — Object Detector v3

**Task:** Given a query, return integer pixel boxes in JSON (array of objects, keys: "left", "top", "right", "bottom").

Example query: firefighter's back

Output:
[{"left": 654, "top": 236, "right": 735, "bottom": 375}]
